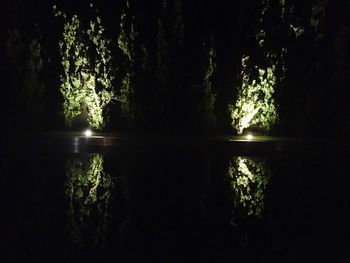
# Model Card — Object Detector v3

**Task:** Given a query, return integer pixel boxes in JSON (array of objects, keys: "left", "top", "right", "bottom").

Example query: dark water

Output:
[{"left": 2, "top": 136, "right": 350, "bottom": 262}]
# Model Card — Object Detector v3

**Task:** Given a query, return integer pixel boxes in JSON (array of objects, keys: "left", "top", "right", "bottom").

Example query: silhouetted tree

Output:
[
  {"left": 155, "top": 0, "right": 185, "bottom": 129},
  {"left": 199, "top": 38, "right": 217, "bottom": 128},
  {"left": 117, "top": 0, "right": 149, "bottom": 126},
  {"left": 6, "top": 24, "right": 45, "bottom": 129}
]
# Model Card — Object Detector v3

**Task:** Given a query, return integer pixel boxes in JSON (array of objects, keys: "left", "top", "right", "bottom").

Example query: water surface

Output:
[{"left": 2, "top": 134, "right": 349, "bottom": 262}]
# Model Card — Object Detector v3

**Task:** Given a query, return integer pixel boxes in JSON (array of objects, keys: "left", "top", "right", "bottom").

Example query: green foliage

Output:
[
  {"left": 65, "top": 154, "right": 114, "bottom": 248},
  {"left": 118, "top": 2, "right": 135, "bottom": 62},
  {"left": 228, "top": 157, "right": 270, "bottom": 217},
  {"left": 119, "top": 72, "right": 136, "bottom": 121},
  {"left": 118, "top": 1, "right": 137, "bottom": 122},
  {"left": 229, "top": 55, "right": 278, "bottom": 134},
  {"left": 290, "top": 24, "right": 304, "bottom": 38},
  {"left": 228, "top": 0, "right": 287, "bottom": 135},
  {"left": 54, "top": 5, "right": 115, "bottom": 129}
]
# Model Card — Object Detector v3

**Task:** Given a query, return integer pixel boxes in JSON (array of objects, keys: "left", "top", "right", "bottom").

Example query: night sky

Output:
[{"left": 1, "top": 0, "right": 350, "bottom": 136}]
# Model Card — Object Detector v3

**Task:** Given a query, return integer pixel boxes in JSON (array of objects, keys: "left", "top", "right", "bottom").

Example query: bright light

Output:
[
  {"left": 246, "top": 133, "right": 253, "bottom": 140},
  {"left": 85, "top": 129, "right": 92, "bottom": 137}
]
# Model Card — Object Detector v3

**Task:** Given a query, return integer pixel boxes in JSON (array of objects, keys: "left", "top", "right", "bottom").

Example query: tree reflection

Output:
[
  {"left": 228, "top": 157, "right": 270, "bottom": 218},
  {"left": 65, "top": 153, "right": 114, "bottom": 249}
]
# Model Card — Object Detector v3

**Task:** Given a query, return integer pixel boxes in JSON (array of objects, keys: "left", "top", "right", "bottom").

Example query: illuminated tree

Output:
[
  {"left": 229, "top": 0, "right": 289, "bottom": 135},
  {"left": 65, "top": 154, "right": 114, "bottom": 248},
  {"left": 228, "top": 157, "right": 270, "bottom": 218},
  {"left": 53, "top": 5, "right": 116, "bottom": 129},
  {"left": 229, "top": 55, "right": 278, "bottom": 134}
]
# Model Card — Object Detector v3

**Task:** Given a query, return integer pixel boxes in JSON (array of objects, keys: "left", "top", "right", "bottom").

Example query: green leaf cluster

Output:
[
  {"left": 229, "top": 55, "right": 278, "bottom": 134},
  {"left": 54, "top": 6, "right": 115, "bottom": 129}
]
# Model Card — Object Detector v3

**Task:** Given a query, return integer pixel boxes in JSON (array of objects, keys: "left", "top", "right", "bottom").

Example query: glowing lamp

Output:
[
  {"left": 84, "top": 129, "right": 92, "bottom": 137},
  {"left": 246, "top": 133, "right": 253, "bottom": 140}
]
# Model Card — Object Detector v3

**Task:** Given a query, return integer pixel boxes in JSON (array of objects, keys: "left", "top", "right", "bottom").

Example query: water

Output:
[{"left": 2, "top": 134, "right": 350, "bottom": 262}]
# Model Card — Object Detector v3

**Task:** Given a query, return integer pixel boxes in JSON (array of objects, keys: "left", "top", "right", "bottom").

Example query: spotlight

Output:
[
  {"left": 246, "top": 133, "right": 253, "bottom": 140},
  {"left": 84, "top": 129, "right": 92, "bottom": 137}
]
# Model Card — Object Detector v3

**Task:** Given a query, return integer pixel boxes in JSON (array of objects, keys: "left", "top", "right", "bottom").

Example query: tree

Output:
[
  {"left": 199, "top": 39, "right": 217, "bottom": 128},
  {"left": 155, "top": 0, "right": 185, "bottom": 128},
  {"left": 54, "top": 5, "right": 115, "bottom": 130},
  {"left": 229, "top": 0, "right": 287, "bottom": 135},
  {"left": 229, "top": 55, "right": 278, "bottom": 134},
  {"left": 6, "top": 26, "right": 44, "bottom": 129},
  {"left": 117, "top": 0, "right": 137, "bottom": 123}
]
